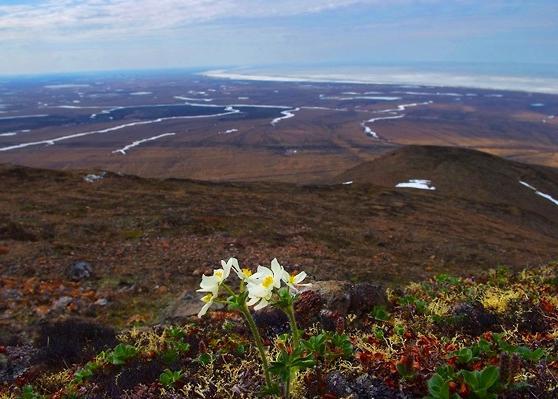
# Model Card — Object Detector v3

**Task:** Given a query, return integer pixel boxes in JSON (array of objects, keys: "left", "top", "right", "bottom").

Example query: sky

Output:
[{"left": 0, "top": 0, "right": 557, "bottom": 75}]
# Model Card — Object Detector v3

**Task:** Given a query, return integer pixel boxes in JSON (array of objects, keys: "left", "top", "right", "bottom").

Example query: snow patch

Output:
[
  {"left": 342, "top": 181, "right": 353, "bottom": 185},
  {"left": 220, "top": 128, "right": 238, "bottom": 134},
  {"left": 83, "top": 171, "right": 106, "bottom": 183},
  {"left": 174, "top": 96, "right": 213, "bottom": 102},
  {"left": 320, "top": 94, "right": 401, "bottom": 101},
  {"left": 361, "top": 101, "right": 432, "bottom": 139},
  {"left": 0, "top": 108, "right": 239, "bottom": 152},
  {"left": 130, "top": 91, "right": 152, "bottom": 96},
  {"left": 0, "top": 114, "right": 48, "bottom": 120},
  {"left": 44, "top": 84, "right": 91, "bottom": 89},
  {"left": 519, "top": 180, "right": 558, "bottom": 206},
  {"left": 271, "top": 107, "right": 300, "bottom": 126},
  {"left": 0, "top": 129, "right": 30, "bottom": 137},
  {"left": 396, "top": 179, "right": 436, "bottom": 190},
  {"left": 113, "top": 133, "right": 176, "bottom": 155}
]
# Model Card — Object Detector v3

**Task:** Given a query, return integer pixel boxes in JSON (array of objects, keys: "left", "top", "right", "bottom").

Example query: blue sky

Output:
[{"left": 0, "top": 0, "right": 557, "bottom": 75}]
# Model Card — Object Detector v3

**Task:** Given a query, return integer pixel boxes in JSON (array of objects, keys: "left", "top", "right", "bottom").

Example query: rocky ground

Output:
[{"left": 1, "top": 263, "right": 556, "bottom": 398}]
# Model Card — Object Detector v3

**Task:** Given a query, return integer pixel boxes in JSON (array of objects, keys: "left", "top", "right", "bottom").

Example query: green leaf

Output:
[
  {"left": 479, "top": 366, "right": 499, "bottom": 389},
  {"left": 159, "top": 369, "right": 183, "bottom": 387},
  {"left": 427, "top": 373, "right": 450, "bottom": 399},
  {"left": 371, "top": 305, "right": 390, "bottom": 322},
  {"left": 197, "top": 352, "right": 213, "bottom": 366}
]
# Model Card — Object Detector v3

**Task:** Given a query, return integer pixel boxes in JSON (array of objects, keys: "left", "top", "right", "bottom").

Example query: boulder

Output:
[
  {"left": 299, "top": 280, "right": 386, "bottom": 318},
  {"left": 162, "top": 291, "right": 225, "bottom": 323},
  {"left": 451, "top": 302, "right": 498, "bottom": 336}
]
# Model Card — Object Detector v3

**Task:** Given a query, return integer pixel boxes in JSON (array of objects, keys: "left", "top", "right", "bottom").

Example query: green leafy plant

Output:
[
  {"left": 399, "top": 295, "right": 427, "bottom": 314},
  {"left": 425, "top": 372, "right": 461, "bottom": 399},
  {"left": 270, "top": 345, "right": 314, "bottom": 398},
  {"left": 161, "top": 326, "right": 190, "bottom": 365},
  {"left": 107, "top": 343, "right": 138, "bottom": 366},
  {"left": 19, "top": 385, "right": 44, "bottom": 399},
  {"left": 371, "top": 304, "right": 391, "bottom": 321},
  {"left": 196, "top": 352, "right": 213, "bottom": 366},
  {"left": 159, "top": 369, "right": 183, "bottom": 387},
  {"left": 461, "top": 366, "right": 501, "bottom": 399},
  {"left": 493, "top": 334, "right": 546, "bottom": 361},
  {"left": 73, "top": 361, "right": 100, "bottom": 384}
]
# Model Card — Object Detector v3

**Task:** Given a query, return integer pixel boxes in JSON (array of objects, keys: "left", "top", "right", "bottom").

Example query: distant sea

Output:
[{"left": 202, "top": 63, "right": 558, "bottom": 94}]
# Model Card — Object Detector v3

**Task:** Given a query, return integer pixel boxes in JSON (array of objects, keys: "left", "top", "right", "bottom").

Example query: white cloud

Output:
[{"left": 0, "top": 0, "right": 381, "bottom": 40}]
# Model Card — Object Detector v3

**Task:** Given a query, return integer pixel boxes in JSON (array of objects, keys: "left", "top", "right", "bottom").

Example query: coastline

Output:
[{"left": 201, "top": 68, "right": 558, "bottom": 95}]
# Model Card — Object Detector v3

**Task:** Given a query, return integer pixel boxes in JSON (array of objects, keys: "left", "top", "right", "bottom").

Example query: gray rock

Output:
[
  {"left": 94, "top": 298, "right": 109, "bottom": 306},
  {"left": 326, "top": 372, "right": 404, "bottom": 399},
  {"left": 52, "top": 296, "right": 73, "bottom": 311},
  {"left": 326, "top": 371, "right": 356, "bottom": 398},
  {"left": 69, "top": 261, "right": 92, "bottom": 281},
  {"left": 303, "top": 280, "right": 353, "bottom": 314},
  {"left": 301, "top": 280, "right": 386, "bottom": 316},
  {"left": 349, "top": 282, "right": 387, "bottom": 315},
  {"left": 162, "top": 290, "right": 225, "bottom": 322}
]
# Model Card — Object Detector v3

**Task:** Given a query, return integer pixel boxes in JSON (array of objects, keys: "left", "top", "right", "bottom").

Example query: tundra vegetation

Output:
[{"left": 1, "top": 260, "right": 557, "bottom": 398}]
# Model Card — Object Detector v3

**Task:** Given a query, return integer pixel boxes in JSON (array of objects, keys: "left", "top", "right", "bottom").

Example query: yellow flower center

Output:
[
  {"left": 201, "top": 293, "right": 214, "bottom": 303},
  {"left": 214, "top": 270, "right": 224, "bottom": 280},
  {"left": 242, "top": 268, "right": 253, "bottom": 277},
  {"left": 262, "top": 275, "right": 274, "bottom": 289},
  {"left": 289, "top": 274, "right": 296, "bottom": 284}
]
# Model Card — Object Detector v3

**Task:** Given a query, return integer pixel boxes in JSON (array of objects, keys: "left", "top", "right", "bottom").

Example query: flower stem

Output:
[
  {"left": 240, "top": 303, "right": 273, "bottom": 390},
  {"left": 285, "top": 303, "right": 301, "bottom": 347}
]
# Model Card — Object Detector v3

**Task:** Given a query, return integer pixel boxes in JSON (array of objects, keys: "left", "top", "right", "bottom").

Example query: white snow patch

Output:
[
  {"left": 83, "top": 171, "right": 106, "bottom": 183},
  {"left": 396, "top": 179, "right": 436, "bottom": 190},
  {"left": 0, "top": 108, "right": 240, "bottom": 152},
  {"left": 519, "top": 180, "right": 558, "bottom": 206},
  {"left": 44, "top": 84, "right": 91, "bottom": 89},
  {"left": 360, "top": 101, "right": 432, "bottom": 139},
  {"left": 320, "top": 94, "right": 401, "bottom": 101},
  {"left": 113, "top": 133, "right": 176, "bottom": 155},
  {"left": 238, "top": 96, "right": 250, "bottom": 100},
  {"left": 220, "top": 128, "right": 238, "bottom": 135},
  {"left": 530, "top": 103, "right": 545, "bottom": 107},
  {"left": 0, "top": 114, "right": 48, "bottom": 120},
  {"left": 271, "top": 107, "right": 300, "bottom": 126},
  {"left": 174, "top": 96, "right": 213, "bottom": 102},
  {"left": 342, "top": 181, "right": 353, "bottom": 185},
  {"left": 0, "top": 129, "right": 30, "bottom": 137},
  {"left": 130, "top": 91, "right": 152, "bottom": 96}
]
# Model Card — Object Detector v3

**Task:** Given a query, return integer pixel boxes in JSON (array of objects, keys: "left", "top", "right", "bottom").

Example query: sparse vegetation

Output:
[{"left": 2, "top": 262, "right": 556, "bottom": 398}]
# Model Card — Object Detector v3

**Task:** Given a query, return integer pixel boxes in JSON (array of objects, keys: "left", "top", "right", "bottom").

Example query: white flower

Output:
[
  {"left": 230, "top": 258, "right": 254, "bottom": 281},
  {"left": 283, "top": 271, "right": 311, "bottom": 293},
  {"left": 246, "top": 273, "right": 275, "bottom": 310},
  {"left": 245, "top": 259, "right": 285, "bottom": 310},
  {"left": 196, "top": 258, "right": 234, "bottom": 317},
  {"left": 198, "top": 293, "right": 216, "bottom": 317}
]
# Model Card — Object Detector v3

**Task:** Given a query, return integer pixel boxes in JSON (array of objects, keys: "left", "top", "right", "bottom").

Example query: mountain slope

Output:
[
  {"left": 334, "top": 145, "right": 558, "bottom": 221},
  {"left": 1, "top": 162, "right": 558, "bottom": 334}
]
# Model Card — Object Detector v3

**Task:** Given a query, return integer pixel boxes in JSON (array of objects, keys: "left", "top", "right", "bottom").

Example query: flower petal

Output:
[
  {"left": 293, "top": 271, "right": 307, "bottom": 284},
  {"left": 254, "top": 298, "right": 269, "bottom": 310}
]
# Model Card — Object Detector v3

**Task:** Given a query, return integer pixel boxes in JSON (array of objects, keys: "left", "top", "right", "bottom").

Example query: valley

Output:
[{"left": 1, "top": 73, "right": 557, "bottom": 183}]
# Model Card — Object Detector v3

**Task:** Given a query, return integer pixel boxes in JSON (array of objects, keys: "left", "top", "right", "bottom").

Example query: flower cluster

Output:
[{"left": 197, "top": 258, "right": 309, "bottom": 317}]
